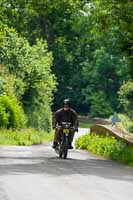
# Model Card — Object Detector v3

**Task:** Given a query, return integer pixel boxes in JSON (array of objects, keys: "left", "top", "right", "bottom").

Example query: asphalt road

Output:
[{"left": 0, "top": 128, "right": 133, "bottom": 200}]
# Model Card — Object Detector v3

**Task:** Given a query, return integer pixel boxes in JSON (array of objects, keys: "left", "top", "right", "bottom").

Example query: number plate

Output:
[{"left": 63, "top": 129, "right": 70, "bottom": 134}]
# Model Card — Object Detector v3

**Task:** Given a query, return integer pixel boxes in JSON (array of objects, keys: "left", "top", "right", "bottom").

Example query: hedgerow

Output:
[{"left": 76, "top": 134, "right": 133, "bottom": 165}]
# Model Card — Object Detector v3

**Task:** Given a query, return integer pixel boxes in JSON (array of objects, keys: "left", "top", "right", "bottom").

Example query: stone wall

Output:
[{"left": 90, "top": 124, "right": 133, "bottom": 145}]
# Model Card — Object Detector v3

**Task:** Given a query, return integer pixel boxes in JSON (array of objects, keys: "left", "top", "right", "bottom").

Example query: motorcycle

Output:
[{"left": 55, "top": 122, "right": 74, "bottom": 159}]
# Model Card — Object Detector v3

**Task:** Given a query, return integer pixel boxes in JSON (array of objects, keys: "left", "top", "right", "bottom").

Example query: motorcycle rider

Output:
[{"left": 52, "top": 99, "right": 79, "bottom": 149}]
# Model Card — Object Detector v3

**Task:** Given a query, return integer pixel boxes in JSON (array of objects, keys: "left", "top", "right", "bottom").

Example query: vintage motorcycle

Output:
[{"left": 55, "top": 122, "right": 74, "bottom": 159}]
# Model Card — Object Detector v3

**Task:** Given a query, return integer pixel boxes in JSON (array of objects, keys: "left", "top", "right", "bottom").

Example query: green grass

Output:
[
  {"left": 79, "top": 122, "right": 92, "bottom": 128},
  {"left": 76, "top": 133, "right": 133, "bottom": 166},
  {"left": 0, "top": 128, "right": 53, "bottom": 146}
]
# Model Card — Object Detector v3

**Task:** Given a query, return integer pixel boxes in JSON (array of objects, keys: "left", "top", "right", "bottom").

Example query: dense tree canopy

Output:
[{"left": 0, "top": 0, "right": 132, "bottom": 119}]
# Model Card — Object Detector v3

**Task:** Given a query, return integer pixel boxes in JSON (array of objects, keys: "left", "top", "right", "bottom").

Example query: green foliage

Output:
[
  {"left": 0, "top": 26, "right": 56, "bottom": 131},
  {"left": 0, "top": 128, "right": 53, "bottom": 146},
  {"left": 0, "top": 64, "right": 24, "bottom": 99},
  {"left": 0, "top": 95, "right": 27, "bottom": 129},
  {"left": 27, "top": 106, "right": 52, "bottom": 132},
  {"left": 79, "top": 122, "right": 92, "bottom": 128},
  {"left": 76, "top": 134, "right": 133, "bottom": 165},
  {"left": 92, "top": 0, "right": 133, "bottom": 77},
  {"left": 118, "top": 114, "right": 133, "bottom": 134},
  {"left": 119, "top": 80, "right": 133, "bottom": 120},
  {"left": 0, "top": 0, "right": 132, "bottom": 118},
  {"left": 22, "top": 39, "right": 56, "bottom": 131},
  {"left": 90, "top": 91, "right": 114, "bottom": 117}
]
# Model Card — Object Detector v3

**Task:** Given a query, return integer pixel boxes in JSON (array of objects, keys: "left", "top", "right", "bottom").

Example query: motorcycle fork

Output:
[{"left": 63, "top": 133, "right": 69, "bottom": 146}]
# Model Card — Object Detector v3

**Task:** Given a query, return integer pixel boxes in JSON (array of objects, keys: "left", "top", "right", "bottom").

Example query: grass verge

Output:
[
  {"left": 76, "top": 133, "right": 133, "bottom": 166},
  {"left": 79, "top": 122, "right": 93, "bottom": 128},
  {"left": 0, "top": 128, "right": 53, "bottom": 146}
]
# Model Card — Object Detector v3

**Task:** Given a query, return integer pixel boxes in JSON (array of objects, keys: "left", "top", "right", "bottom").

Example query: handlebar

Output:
[{"left": 55, "top": 126, "right": 78, "bottom": 132}]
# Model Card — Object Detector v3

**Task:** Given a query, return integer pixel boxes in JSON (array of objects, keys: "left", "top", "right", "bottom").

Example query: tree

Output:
[
  {"left": 0, "top": 25, "right": 56, "bottom": 130},
  {"left": 92, "top": 0, "right": 133, "bottom": 77},
  {"left": 90, "top": 91, "right": 113, "bottom": 117},
  {"left": 0, "top": 0, "right": 88, "bottom": 110},
  {"left": 0, "top": 0, "right": 131, "bottom": 117},
  {"left": 119, "top": 80, "right": 133, "bottom": 120}
]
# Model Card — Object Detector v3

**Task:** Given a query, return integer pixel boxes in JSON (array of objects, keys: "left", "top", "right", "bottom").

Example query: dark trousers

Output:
[{"left": 54, "top": 128, "right": 75, "bottom": 144}]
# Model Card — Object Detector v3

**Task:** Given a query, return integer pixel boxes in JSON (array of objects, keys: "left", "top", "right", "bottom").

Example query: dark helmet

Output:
[{"left": 63, "top": 99, "right": 71, "bottom": 107}]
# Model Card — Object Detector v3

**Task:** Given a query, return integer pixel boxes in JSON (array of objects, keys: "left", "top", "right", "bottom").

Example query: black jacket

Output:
[{"left": 53, "top": 108, "right": 79, "bottom": 129}]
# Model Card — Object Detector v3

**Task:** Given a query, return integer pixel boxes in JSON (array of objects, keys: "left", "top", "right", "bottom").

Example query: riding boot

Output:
[
  {"left": 52, "top": 141, "right": 58, "bottom": 149},
  {"left": 68, "top": 142, "right": 73, "bottom": 149},
  {"left": 68, "top": 130, "right": 74, "bottom": 149}
]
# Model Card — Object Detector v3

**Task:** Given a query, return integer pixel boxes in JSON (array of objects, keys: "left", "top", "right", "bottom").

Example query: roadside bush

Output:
[
  {"left": 119, "top": 80, "right": 133, "bottom": 120},
  {"left": 76, "top": 134, "right": 133, "bottom": 165},
  {"left": 0, "top": 95, "right": 27, "bottom": 128},
  {"left": 118, "top": 114, "right": 133, "bottom": 133},
  {"left": 27, "top": 106, "right": 52, "bottom": 133}
]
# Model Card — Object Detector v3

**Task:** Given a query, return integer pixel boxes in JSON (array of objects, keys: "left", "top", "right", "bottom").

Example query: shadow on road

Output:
[{"left": 0, "top": 153, "right": 133, "bottom": 182}]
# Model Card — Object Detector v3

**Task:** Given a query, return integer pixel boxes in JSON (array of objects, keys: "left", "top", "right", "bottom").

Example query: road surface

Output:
[{"left": 0, "top": 128, "right": 133, "bottom": 200}]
